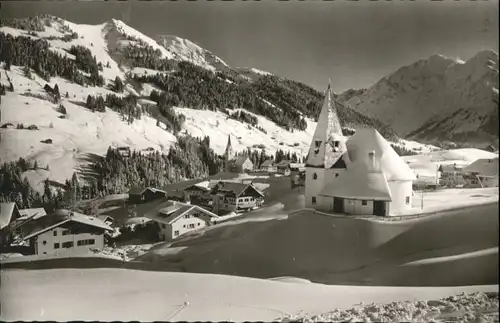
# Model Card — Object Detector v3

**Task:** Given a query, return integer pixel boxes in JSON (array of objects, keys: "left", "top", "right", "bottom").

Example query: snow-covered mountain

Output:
[
  {"left": 339, "top": 51, "right": 499, "bottom": 147},
  {"left": 0, "top": 15, "right": 442, "bottom": 193}
]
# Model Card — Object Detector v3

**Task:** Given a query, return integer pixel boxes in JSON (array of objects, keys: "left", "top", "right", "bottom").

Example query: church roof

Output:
[
  {"left": 345, "top": 128, "right": 416, "bottom": 181},
  {"left": 305, "top": 83, "right": 346, "bottom": 168},
  {"left": 320, "top": 152, "right": 392, "bottom": 201}
]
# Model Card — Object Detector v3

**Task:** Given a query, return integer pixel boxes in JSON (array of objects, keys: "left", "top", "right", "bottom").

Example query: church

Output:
[{"left": 304, "top": 83, "right": 416, "bottom": 216}]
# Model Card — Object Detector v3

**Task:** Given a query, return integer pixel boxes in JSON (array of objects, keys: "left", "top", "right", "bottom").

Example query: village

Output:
[{"left": 0, "top": 83, "right": 498, "bottom": 263}]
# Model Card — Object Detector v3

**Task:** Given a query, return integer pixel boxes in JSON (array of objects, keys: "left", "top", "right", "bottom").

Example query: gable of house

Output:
[{"left": 1, "top": 202, "right": 19, "bottom": 230}]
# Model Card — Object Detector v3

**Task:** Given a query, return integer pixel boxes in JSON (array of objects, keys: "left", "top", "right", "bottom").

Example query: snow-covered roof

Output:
[
  {"left": 232, "top": 156, "right": 251, "bottom": 166},
  {"left": 211, "top": 182, "right": 264, "bottom": 197},
  {"left": 0, "top": 202, "right": 18, "bottom": 230},
  {"left": 145, "top": 200, "right": 218, "bottom": 225},
  {"left": 346, "top": 128, "right": 416, "bottom": 181},
  {"left": 305, "top": 84, "right": 346, "bottom": 168},
  {"left": 320, "top": 157, "right": 393, "bottom": 201},
  {"left": 463, "top": 158, "right": 499, "bottom": 177},
  {"left": 18, "top": 208, "right": 47, "bottom": 221}
]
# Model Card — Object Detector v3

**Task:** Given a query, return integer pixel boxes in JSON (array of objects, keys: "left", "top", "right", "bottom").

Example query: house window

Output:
[
  {"left": 198, "top": 223, "right": 201, "bottom": 226},
  {"left": 405, "top": 196, "right": 410, "bottom": 205},
  {"left": 174, "top": 230, "right": 180, "bottom": 237},
  {"left": 313, "top": 173, "right": 318, "bottom": 180},
  {"left": 54, "top": 243, "right": 60, "bottom": 249},
  {"left": 77, "top": 239, "right": 95, "bottom": 246},
  {"left": 62, "top": 230, "right": 70, "bottom": 236},
  {"left": 334, "top": 141, "right": 339, "bottom": 148},
  {"left": 162, "top": 223, "right": 166, "bottom": 229},
  {"left": 62, "top": 241, "right": 74, "bottom": 248},
  {"left": 312, "top": 196, "right": 317, "bottom": 204},
  {"left": 362, "top": 200, "right": 367, "bottom": 206},
  {"left": 43, "top": 240, "right": 47, "bottom": 245},
  {"left": 53, "top": 231, "right": 57, "bottom": 236},
  {"left": 189, "top": 224, "right": 195, "bottom": 229},
  {"left": 335, "top": 173, "right": 339, "bottom": 178},
  {"left": 315, "top": 140, "right": 321, "bottom": 148}
]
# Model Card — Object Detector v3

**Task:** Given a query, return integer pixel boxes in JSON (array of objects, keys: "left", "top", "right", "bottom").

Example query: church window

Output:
[{"left": 313, "top": 173, "right": 318, "bottom": 180}]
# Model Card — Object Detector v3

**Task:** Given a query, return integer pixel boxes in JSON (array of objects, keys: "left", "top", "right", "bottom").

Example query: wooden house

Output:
[
  {"left": 144, "top": 201, "right": 219, "bottom": 240},
  {"left": 210, "top": 181, "right": 265, "bottom": 214}
]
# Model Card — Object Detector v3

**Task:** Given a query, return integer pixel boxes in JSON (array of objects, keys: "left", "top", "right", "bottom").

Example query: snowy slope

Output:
[
  {"left": 339, "top": 51, "right": 499, "bottom": 146},
  {"left": 1, "top": 268, "right": 497, "bottom": 322},
  {"left": 0, "top": 65, "right": 177, "bottom": 191},
  {"left": 156, "top": 34, "right": 230, "bottom": 71}
]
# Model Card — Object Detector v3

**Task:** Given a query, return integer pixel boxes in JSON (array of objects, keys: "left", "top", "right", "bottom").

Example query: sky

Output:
[{"left": 1, "top": 0, "right": 498, "bottom": 92}]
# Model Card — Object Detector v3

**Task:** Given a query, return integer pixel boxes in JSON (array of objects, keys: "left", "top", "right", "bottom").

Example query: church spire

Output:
[
  {"left": 305, "top": 82, "right": 345, "bottom": 168},
  {"left": 224, "top": 134, "right": 234, "bottom": 171}
]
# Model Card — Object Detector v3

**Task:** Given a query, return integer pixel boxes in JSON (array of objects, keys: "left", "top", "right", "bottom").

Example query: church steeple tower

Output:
[
  {"left": 224, "top": 134, "right": 234, "bottom": 172},
  {"left": 305, "top": 83, "right": 346, "bottom": 168}
]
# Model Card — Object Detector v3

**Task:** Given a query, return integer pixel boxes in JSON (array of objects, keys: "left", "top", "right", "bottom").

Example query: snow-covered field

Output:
[
  {"left": 0, "top": 268, "right": 497, "bottom": 322},
  {"left": 403, "top": 148, "right": 499, "bottom": 184}
]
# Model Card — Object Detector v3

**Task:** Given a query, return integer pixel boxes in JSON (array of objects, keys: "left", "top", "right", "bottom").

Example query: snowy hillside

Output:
[
  {"left": 0, "top": 15, "right": 406, "bottom": 194},
  {"left": 339, "top": 51, "right": 499, "bottom": 147}
]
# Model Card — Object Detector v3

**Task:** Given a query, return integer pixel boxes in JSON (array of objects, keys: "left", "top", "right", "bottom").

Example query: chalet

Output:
[
  {"left": 307, "top": 82, "right": 415, "bottom": 216},
  {"left": 167, "top": 190, "right": 190, "bottom": 202},
  {"left": 210, "top": 181, "right": 265, "bottom": 214},
  {"left": 117, "top": 146, "right": 131, "bottom": 157},
  {"left": 276, "top": 160, "right": 292, "bottom": 175},
  {"left": 463, "top": 158, "right": 499, "bottom": 188},
  {"left": 438, "top": 164, "right": 467, "bottom": 188},
  {"left": 260, "top": 159, "right": 277, "bottom": 173},
  {"left": 144, "top": 200, "right": 219, "bottom": 240},
  {"left": 128, "top": 187, "right": 167, "bottom": 204},
  {"left": 0, "top": 202, "right": 21, "bottom": 246},
  {"left": 183, "top": 181, "right": 218, "bottom": 208},
  {"left": 229, "top": 156, "right": 254, "bottom": 173},
  {"left": 12, "top": 209, "right": 112, "bottom": 256}
]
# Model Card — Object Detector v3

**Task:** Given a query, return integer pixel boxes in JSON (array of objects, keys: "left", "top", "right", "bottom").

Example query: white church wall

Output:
[
  {"left": 305, "top": 168, "right": 325, "bottom": 208},
  {"left": 387, "top": 180, "right": 413, "bottom": 215},
  {"left": 343, "top": 199, "right": 374, "bottom": 215}
]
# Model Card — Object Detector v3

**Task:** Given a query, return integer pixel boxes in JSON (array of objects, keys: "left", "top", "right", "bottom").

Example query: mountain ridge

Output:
[{"left": 338, "top": 49, "right": 499, "bottom": 148}]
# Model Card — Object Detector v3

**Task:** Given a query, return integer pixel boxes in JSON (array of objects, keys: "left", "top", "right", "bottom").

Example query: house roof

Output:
[
  {"left": 0, "top": 202, "right": 17, "bottom": 230},
  {"left": 260, "top": 160, "right": 274, "bottom": 167},
  {"left": 320, "top": 160, "right": 393, "bottom": 201},
  {"left": 18, "top": 208, "right": 47, "bottom": 221},
  {"left": 144, "top": 200, "right": 218, "bottom": 225},
  {"left": 345, "top": 128, "right": 416, "bottom": 182},
  {"left": 211, "top": 182, "right": 264, "bottom": 197},
  {"left": 232, "top": 156, "right": 251, "bottom": 166},
  {"left": 305, "top": 83, "right": 347, "bottom": 168},
  {"left": 463, "top": 158, "right": 499, "bottom": 177},
  {"left": 129, "top": 187, "right": 167, "bottom": 195},
  {"left": 17, "top": 209, "right": 113, "bottom": 241}
]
